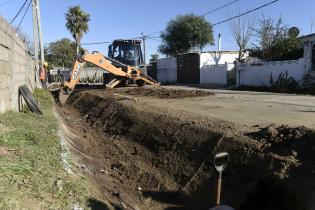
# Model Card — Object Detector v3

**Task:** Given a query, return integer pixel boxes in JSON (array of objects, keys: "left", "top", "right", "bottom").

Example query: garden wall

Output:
[
  {"left": 200, "top": 64, "right": 234, "bottom": 86},
  {"left": 0, "top": 16, "right": 35, "bottom": 113},
  {"left": 236, "top": 58, "right": 306, "bottom": 87}
]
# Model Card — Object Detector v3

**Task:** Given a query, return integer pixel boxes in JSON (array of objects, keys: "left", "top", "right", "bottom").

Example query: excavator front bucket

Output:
[{"left": 139, "top": 73, "right": 161, "bottom": 87}]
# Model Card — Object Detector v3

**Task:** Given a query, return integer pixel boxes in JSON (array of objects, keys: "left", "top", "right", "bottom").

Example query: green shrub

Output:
[{"left": 269, "top": 71, "right": 299, "bottom": 92}]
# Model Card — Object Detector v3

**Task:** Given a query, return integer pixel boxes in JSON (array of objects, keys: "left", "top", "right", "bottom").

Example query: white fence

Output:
[
  {"left": 236, "top": 58, "right": 306, "bottom": 87},
  {"left": 200, "top": 64, "right": 234, "bottom": 86},
  {"left": 157, "top": 57, "right": 177, "bottom": 83},
  {"left": 50, "top": 67, "right": 106, "bottom": 83}
]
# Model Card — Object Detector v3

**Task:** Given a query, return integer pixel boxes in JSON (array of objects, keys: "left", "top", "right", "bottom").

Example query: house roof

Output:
[
  {"left": 300, "top": 33, "right": 315, "bottom": 43},
  {"left": 202, "top": 50, "right": 239, "bottom": 54},
  {"left": 175, "top": 50, "right": 239, "bottom": 56}
]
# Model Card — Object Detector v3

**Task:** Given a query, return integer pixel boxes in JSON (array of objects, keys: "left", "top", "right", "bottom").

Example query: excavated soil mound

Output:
[
  {"left": 66, "top": 90, "right": 315, "bottom": 210},
  {"left": 118, "top": 87, "right": 214, "bottom": 98}
]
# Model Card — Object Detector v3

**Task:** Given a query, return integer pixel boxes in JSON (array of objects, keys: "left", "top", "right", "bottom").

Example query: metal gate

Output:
[{"left": 177, "top": 53, "right": 200, "bottom": 84}]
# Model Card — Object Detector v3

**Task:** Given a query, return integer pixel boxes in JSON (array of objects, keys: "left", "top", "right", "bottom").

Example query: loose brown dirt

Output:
[
  {"left": 55, "top": 88, "right": 315, "bottom": 210},
  {"left": 109, "top": 87, "right": 214, "bottom": 98}
]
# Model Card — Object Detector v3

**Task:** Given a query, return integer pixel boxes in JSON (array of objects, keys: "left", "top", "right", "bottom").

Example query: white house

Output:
[
  {"left": 200, "top": 50, "right": 241, "bottom": 66},
  {"left": 300, "top": 33, "right": 315, "bottom": 87},
  {"left": 156, "top": 51, "right": 241, "bottom": 85},
  {"left": 235, "top": 33, "right": 315, "bottom": 88}
]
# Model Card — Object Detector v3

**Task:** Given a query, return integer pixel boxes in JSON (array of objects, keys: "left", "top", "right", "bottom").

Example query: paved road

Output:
[{"left": 141, "top": 86, "right": 315, "bottom": 128}]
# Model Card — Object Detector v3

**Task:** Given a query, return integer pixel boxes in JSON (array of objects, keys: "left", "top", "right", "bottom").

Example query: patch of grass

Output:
[{"left": 0, "top": 89, "right": 95, "bottom": 210}]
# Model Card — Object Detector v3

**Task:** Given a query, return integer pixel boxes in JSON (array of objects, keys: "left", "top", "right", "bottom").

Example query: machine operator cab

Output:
[{"left": 108, "top": 39, "right": 144, "bottom": 68}]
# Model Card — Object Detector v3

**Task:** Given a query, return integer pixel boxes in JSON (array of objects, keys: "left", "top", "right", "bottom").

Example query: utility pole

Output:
[
  {"left": 35, "top": 0, "right": 45, "bottom": 68},
  {"left": 141, "top": 33, "right": 147, "bottom": 64},
  {"left": 311, "top": 19, "right": 314, "bottom": 33},
  {"left": 32, "top": 0, "right": 40, "bottom": 87}
]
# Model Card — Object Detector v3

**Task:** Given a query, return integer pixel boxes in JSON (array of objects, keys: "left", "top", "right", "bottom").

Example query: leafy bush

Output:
[
  {"left": 250, "top": 17, "right": 303, "bottom": 61},
  {"left": 269, "top": 71, "right": 299, "bottom": 92}
]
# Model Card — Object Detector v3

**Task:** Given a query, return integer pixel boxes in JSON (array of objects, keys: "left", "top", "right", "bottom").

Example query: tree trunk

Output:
[
  {"left": 76, "top": 43, "right": 79, "bottom": 55},
  {"left": 238, "top": 47, "right": 242, "bottom": 62}
]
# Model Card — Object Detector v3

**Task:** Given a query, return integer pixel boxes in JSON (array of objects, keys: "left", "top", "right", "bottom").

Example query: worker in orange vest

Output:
[{"left": 39, "top": 62, "right": 48, "bottom": 89}]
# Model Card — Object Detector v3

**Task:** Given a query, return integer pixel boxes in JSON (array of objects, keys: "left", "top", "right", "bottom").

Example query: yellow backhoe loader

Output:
[{"left": 65, "top": 39, "right": 160, "bottom": 90}]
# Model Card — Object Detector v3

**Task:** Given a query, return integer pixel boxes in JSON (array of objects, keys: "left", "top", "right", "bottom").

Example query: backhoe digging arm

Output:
[
  {"left": 65, "top": 60, "right": 86, "bottom": 90},
  {"left": 65, "top": 50, "right": 160, "bottom": 90}
]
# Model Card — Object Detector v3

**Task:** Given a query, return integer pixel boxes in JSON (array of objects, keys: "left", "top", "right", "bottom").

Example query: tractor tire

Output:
[
  {"left": 120, "top": 80, "right": 127, "bottom": 87},
  {"left": 18, "top": 90, "right": 24, "bottom": 112},
  {"left": 18, "top": 85, "right": 43, "bottom": 115}
]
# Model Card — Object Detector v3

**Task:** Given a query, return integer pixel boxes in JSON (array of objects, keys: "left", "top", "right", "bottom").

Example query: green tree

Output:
[
  {"left": 149, "top": 53, "right": 159, "bottom": 63},
  {"left": 159, "top": 14, "right": 214, "bottom": 56},
  {"left": 250, "top": 17, "right": 303, "bottom": 61},
  {"left": 45, "top": 38, "right": 77, "bottom": 68},
  {"left": 65, "top": 5, "right": 90, "bottom": 54}
]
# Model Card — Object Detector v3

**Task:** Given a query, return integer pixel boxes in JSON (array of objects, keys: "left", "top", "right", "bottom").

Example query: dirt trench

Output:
[{"left": 59, "top": 88, "right": 315, "bottom": 210}]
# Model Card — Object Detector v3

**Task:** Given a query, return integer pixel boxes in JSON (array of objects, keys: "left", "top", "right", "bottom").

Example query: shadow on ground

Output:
[{"left": 87, "top": 198, "right": 112, "bottom": 210}]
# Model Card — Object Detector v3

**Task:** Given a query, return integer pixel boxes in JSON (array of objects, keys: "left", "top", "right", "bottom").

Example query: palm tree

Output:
[{"left": 65, "top": 5, "right": 90, "bottom": 54}]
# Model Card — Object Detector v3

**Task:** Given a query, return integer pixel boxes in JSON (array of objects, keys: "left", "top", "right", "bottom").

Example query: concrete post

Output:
[
  {"left": 35, "top": 0, "right": 45, "bottom": 68},
  {"left": 32, "top": 0, "right": 40, "bottom": 88},
  {"left": 304, "top": 42, "right": 312, "bottom": 74}
]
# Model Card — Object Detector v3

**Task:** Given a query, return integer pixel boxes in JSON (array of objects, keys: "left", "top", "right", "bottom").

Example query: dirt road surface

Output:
[{"left": 145, "top": 86, "right": 315, "bottom": 128}]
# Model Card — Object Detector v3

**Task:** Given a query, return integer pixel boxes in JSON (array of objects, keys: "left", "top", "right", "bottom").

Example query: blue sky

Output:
[{"left": 1, "top": 0, "right": 315, "bottom": 61}]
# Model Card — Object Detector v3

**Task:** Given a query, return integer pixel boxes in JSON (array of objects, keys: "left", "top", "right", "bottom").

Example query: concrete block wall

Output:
[
  {"left": 236, "top": 58, "right": 306, "bottom": 87},
  {"left": 200, "top": 64, "right": 234, "bottom": 86},
  {"left": 157, "top": 57, "right": 177, "bottom": 83},
  {"left": 0, "top": 16, "right": 35, "bottom": 113}
]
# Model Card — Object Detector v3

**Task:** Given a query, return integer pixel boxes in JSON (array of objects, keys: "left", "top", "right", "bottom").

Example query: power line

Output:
[
  {"left": 16, "top": 0, "right": 31, "bottom": 30},
  {"left": 81, "top": 36, "right": 146, "bottom": 45},
  {"left": 212, "top": 0, "right": 279, "bottom": 26},
  {"left": 44, "top": 41, "right": 112, "bottom": 46},
  {"left": 0, "top": 0, "right": 15, "bottom": 7},
  {"left": 146, "top": 31, "right": 162, "bottom": 37},
  {"left": 136, "top": 0, "right": 279, "bottom": 44},
  {"left": 148, "top": 36, "right": 162, "bottom": 39},
  {"left": 79, "top": 0, "right": 279, "bottom": 47},
  {"left": 147, "top": 37, "right": 162, "bottom": 42},
  {"left": 10, "top": 0, "right": 28, "bottom": 24},
  {"left": 141, "top": 0, "right": 241, "bottom": 38},
  {"left": 148, "top": 0, "right": 279, "bottom": 42},
  {"left": 81, "top": 41, "right": 112, "bottom": 45},
  {"left": 200, "top": 0, "right": 241, "bottom": 17}
]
